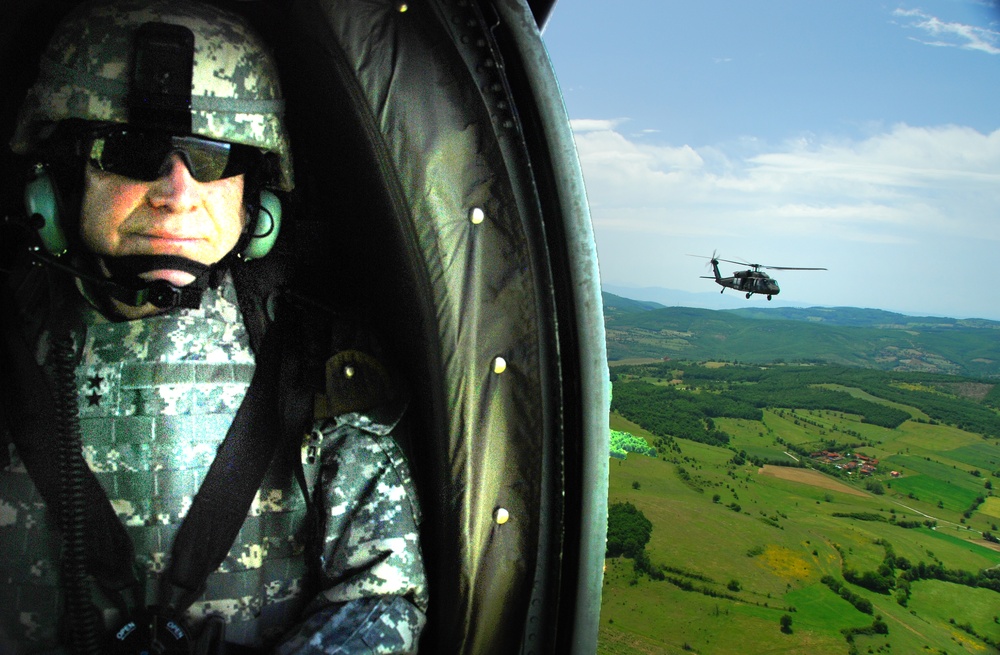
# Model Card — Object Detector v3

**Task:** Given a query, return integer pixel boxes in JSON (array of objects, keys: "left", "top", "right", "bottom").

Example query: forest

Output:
[{"left": 610, "top": 362, "right": 1000, "bottom": 446}]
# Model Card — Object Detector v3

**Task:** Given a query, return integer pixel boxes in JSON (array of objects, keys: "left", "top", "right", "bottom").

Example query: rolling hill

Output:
[{"left": 603, "top": 292, "right": 1000, "bottom": 379}]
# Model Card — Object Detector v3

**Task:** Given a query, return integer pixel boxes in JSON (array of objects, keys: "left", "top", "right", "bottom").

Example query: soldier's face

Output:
[{"left": 80, "top": 154, "right": 246, "bottom": 287}]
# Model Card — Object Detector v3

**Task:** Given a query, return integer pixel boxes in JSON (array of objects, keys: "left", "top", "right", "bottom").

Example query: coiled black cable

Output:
[{"left": 52, "top": 333, "right": 103, "bottom": 655}]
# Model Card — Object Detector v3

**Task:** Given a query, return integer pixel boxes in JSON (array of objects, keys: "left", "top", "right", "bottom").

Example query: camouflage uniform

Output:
[
  {"left": 5, "top": 0, "right": 425, "bottom": 650},
  {"left": 0, "top": 273, "right": 428, "bottom": 653}
]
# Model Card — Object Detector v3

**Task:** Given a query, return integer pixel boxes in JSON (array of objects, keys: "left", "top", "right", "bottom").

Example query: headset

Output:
[{"left": 23, "top": 165, "right": 282, "bottom": 262}]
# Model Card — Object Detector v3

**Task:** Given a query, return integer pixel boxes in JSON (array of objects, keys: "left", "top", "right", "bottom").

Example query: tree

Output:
[
  {"left": 606, "top": 501, "right": 653, "bottom": 558},
  {"left": 865, "top": 480, "right": 885, "bottom": 495},
  {"left": 780, "top": 614, "right": 793, "bottom": 634}
]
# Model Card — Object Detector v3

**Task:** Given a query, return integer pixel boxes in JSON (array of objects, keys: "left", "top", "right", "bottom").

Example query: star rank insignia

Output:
[{"left": 85, "top": 372, "right": 104, "bottom": 407}]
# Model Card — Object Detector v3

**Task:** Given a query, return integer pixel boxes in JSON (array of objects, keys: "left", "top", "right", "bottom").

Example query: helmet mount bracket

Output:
[{"left": 129, "top": 22, "right": 194, "bottom": 134}]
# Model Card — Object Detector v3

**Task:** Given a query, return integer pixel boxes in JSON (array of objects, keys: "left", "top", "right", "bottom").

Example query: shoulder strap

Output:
[
  {"left": 167, "top": 260, "right": 326, "bottom": 613},
  {"left": 160, "top": 313, "right": 286, "bottom": 612},
  {"left": 230, "top": 255, "right": 288, "bottom": 355}
]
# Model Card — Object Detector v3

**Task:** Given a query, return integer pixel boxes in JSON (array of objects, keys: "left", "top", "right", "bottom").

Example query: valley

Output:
[{"left": 598, "top": 305, "right": 1000, "bottom": 654}]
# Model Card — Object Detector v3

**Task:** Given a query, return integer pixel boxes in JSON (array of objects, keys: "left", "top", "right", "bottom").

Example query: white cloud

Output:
[
  {"left": 569, "top": 118, "right": 626, "bottom": 132},
  {"left": 893, "top": 7, "right": 1000, "bottom": 54},
  {"left": 571, "top": 121, "right": 1000, "bottom": 243},
  {"left": 571, "top": 119, "right": 1000, "bottom": 314}
]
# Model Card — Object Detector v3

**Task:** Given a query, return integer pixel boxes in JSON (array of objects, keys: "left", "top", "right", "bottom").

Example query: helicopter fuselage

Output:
[
  {"left": 708, "top": 259, "right": 780, "bottom": 299},
  {"left": 693, "top": 252, "right": 825, "bottom": 300}
]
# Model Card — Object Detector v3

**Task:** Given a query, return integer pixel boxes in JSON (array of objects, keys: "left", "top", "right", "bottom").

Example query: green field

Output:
[
  {"left": 601, "top": 363, "right": 1000, "bottom": 654},
  {"left": 944, "top": 441, "right": 1000, "bottom": 470}
]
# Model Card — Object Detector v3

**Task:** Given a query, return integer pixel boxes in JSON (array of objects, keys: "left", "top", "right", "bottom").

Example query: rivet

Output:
[
  {"left": 343, "top": 365, "right": 356, "bottom": 379},
  {"left": 470, "top": 207, "right": 485, "bottom": 224},
  {"left": 495, "top": 507, "right": 509, "bottom": 525},
  {"left": 493, "top": 356, "right": 507, "bottom": 374}
]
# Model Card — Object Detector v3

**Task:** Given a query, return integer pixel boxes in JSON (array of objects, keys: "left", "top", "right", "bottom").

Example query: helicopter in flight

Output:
[{"left": 690, "top": 252, "right": 826, "bottom": 300}]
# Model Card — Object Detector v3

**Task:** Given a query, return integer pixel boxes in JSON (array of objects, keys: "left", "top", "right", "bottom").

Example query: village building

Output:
[{"left": 810, "top": 450, "right": 879, "bottom": 476}]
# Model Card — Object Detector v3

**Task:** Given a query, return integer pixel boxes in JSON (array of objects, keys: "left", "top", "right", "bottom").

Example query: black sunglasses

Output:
[{"left": 85, "top": 128, "right": 262, "bottom": 183}]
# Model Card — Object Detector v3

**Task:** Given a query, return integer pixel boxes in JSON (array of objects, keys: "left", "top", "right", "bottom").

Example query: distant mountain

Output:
[
  {"left": 602, "top": 283, "right": 814, "bottom": 311},
  {"left": 726, "top": 306, "right": 1000, "bottom": 330},
  {"left": 602, "top": 294, "right": 666, "bottom": 314},
  {"left": 602, "top": 291, "right": 1000, "bottom": 378}
]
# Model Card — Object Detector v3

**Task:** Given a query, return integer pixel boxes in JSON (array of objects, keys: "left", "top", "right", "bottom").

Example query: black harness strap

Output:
[{"left": 160, "top": 315, "right": 284, "bottom": 612}]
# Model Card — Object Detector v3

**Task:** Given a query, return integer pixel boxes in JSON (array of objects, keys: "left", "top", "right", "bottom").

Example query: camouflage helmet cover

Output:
[{"left": 10, "top": 0, "right": 294, "bottom": 190}]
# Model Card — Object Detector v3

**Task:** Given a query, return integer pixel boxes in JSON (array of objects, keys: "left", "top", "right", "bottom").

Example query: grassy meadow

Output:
[{"left": 599, "top": 369, "right": 1000, "bottom": 655}]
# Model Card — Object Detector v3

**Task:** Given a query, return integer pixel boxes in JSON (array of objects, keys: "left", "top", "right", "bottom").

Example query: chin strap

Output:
[
  {"left": 28, "top": 250, "right": 218, "bottom": 311},
  {"left": 101, "top": 255, "right": 215, "bottom": 309},
  {"left": 8, "top": 208, "right": 223, "bottom": 311}
]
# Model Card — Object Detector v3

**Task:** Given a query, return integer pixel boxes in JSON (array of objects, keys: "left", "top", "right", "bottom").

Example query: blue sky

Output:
[{"left": 542, "top": 1, "right": 1000, "bottom": 319}]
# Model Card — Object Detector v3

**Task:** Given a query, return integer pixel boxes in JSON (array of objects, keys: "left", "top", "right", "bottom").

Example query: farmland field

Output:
[
  {"left": 757, "top": 465, "right": 868, "bottom": 497},
  {"left": 601, "top": 362, "right": 1000, "bottom": 654},
  {"left": 944, "top": 441, "right": 1000, "bottom": 470},
  {"left": 982, "top": 497, "right": 1000, "bottom": 520}
]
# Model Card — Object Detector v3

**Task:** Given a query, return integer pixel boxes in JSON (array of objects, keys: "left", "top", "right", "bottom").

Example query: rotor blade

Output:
[
  {"left": 762, "top": 266, "right": 827, "bottom": 271},
  {"left": 686, "top": 253, "right": 719, "bottom": 273},
  {"left": 686, "top": 249, "right": 723, "bottom": 261}
]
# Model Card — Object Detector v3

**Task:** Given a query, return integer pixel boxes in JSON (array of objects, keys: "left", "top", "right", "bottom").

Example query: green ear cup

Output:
[
  {"left": 241, "top": 189, "right": 281, "bottom": 261},
  {"left": 25, "top": 170, "right": 69, "bottom": 256}
]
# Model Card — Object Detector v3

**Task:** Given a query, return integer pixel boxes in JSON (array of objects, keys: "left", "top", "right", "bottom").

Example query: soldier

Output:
[{"left": 0, "top": 0, "right": 427, "bottom": 653}]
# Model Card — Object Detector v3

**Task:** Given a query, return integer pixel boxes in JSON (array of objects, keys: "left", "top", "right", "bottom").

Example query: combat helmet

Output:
[{"left": 10, "top": 0, "right": 294, "bottom": 191}]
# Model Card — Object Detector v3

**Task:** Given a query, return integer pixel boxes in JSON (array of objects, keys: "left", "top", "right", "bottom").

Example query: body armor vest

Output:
[{"left": 0, "top": 280, "right": 310, "bottom": 652}]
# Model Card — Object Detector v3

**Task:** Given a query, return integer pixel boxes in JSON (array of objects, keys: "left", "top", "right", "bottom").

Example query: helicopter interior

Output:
[{"left": 0, "top": 1, "right": 610, "bottom": 653}]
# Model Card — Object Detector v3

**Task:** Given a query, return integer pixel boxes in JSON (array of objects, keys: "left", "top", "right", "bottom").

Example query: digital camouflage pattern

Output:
[
  {"left": 10, "top": 0, "right": 294, "bottom": 190},
  {"left": 277, "top": 415, "right": 427, "bottom": 654},
  {"left": 0, "top": 276, "right": 427, "bottom": 653}
]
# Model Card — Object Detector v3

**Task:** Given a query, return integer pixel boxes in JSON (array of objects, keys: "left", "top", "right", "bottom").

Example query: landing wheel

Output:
[
  {"left": 745, "top": 292, "right": 751, "bottom": 299},
  {"left": 767, "top": 295, "right": 772, "bottom": 300}
]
